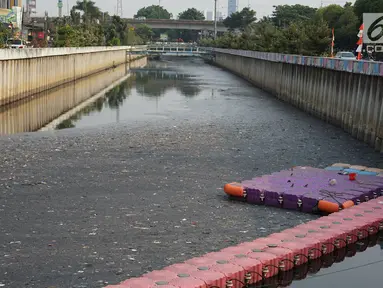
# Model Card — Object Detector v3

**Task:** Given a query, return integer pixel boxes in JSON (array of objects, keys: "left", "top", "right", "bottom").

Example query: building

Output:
[
  {"left": 227, "top": 0, "right": 238, "bottom": 17},
  {"left": 216, "top": 11, "right": 223, "bottom": 21},
  {"left": 0, "top": 0, "right": 8, "bottom": 8},
  {"left": 0, "top": 0, "right": 22, "bottom": 8},
  {"left": 10, "top": 0, "right": 22, "bottom": 7},
  {"left": 27, "top": 0, "right": 36, "bottom": 14},
  {"left": 0, "top": 0, "right": 23, "bottom": 29},
  {"left": 206, "top": 10, "right": 213, "bottom": 21}
]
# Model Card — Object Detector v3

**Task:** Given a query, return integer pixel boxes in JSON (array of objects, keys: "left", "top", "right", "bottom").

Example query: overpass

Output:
[
  {"left": 125, "top": 18, "right": 228, "bottom": 32},
  {"left": 28, "top": 17, "right": 228, "bottom": 32},
  {"left": 129, "top": 43, "right": 208, "bottom": 57}
]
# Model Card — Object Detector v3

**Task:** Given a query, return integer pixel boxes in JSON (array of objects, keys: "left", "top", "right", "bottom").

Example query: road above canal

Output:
[{"left": 0, "top": 58, "right": 382, "bottom": 287}]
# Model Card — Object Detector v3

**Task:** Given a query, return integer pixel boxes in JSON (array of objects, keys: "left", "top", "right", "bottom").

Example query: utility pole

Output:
[
  {"left": 117, "top": 0, "right": 123, "bottom": 17},
  {"left": 214, "top": 0, "right": 217, "bottom": 39}
]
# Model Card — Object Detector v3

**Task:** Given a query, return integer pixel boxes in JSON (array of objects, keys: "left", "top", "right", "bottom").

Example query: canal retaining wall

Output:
[
  {"left": 212, "top": 48, "right": 383, "bottom": 152},
  {"left": 0, "top": 56, "right": 147, "bottom": 135},
  {"left": 0, "top": 46, "right": 146, "bottom": 106}
]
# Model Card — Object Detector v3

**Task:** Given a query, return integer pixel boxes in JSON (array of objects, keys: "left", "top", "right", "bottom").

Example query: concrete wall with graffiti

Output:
[{"left": 213, "top": 48, "right": 383, "bottom": 77}]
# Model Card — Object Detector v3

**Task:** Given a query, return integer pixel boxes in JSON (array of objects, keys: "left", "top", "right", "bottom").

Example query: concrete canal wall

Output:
[
  {"left": 0, "top": 56, "right": 147, "bottom": 135},
  {"left": 212, "top": 48, "right": 383, "bottom": 152},
  {"left": 0, "top": 46, "right": 146, "bottom": 106}
]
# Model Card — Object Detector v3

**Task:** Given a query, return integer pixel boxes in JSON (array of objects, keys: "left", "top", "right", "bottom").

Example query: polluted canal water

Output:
[
  {"left": 55, "top": 57, "right": 237, "bottom": 130},
  {"left": 54, "top": 57, "right": 383, "bottom": 288}
]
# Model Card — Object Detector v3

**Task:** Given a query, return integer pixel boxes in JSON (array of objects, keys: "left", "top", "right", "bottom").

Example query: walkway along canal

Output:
[{"left": 0, "top": 57, "right": 382, "bottom": 287}]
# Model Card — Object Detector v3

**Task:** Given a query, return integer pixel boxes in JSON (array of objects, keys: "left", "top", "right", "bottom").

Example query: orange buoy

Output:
[
  {"left": 318, "top": 200, "right": 340, "bottom": 214},
  {"left": 342, "top": 200, "right": 354, "bottom": 209},
  {"left": 224, "top": 182, "right": 244, "bottom": 197}
]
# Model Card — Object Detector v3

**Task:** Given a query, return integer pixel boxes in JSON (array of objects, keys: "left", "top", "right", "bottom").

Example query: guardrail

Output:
[
  {"left": 211, "top": 48, "right": 383, "bottom": 76},
  {"left": 0, "top": 45, "right": 147, "bottom": 60}
]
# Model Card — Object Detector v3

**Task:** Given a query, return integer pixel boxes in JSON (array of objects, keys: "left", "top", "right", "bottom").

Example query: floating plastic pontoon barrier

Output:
[
  {"left": 224, "top": 164, "right": 383, "bottom": 214},
  {"left": 105, "top": 197, "right": 383, "bottom": 288}
]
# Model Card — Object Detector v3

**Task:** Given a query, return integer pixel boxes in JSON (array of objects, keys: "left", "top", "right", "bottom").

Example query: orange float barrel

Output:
[
  {"left": 224, "top": 182, "right": 245, "bottom": 198},
  {"left": 317, "top": 200, "right": 340, "bottom": 214},
  {"left": 317, "top": 199, "right": 355, "bottom": 214},
  {"left": 342, "top": 200, "right": 355, "bottom": 209}
]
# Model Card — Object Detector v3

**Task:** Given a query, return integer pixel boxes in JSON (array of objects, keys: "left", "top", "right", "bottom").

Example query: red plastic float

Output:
[{"left": 105, "top": 196, "right": 383, "bottom": 288}]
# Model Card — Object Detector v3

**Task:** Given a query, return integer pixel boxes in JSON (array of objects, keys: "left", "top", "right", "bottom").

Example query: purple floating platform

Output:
[{"left": 239, "top": 166, "right": 383, "bottom": 214}]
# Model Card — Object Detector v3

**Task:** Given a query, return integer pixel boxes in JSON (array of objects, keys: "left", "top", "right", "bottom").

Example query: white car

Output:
[
  {"left": 335, "top": 51, "right": 356, "bottom": 60},
  {"left": 7, "top": 39, "right": 25, "bottom": 49}
]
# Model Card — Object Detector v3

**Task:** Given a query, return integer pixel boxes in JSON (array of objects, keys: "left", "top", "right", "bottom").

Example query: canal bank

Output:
[
  {"left": 209, "top": 49, "right": 383, "bottom": 153},
  {"left": 0, "top": 46, "right": 146, "bottom": 107},
  {"left": 0, "top": 57, "right": 147, "bottom": 135},
  {"left": 0, "top": 58, "right": 382, "bottom": 288}
]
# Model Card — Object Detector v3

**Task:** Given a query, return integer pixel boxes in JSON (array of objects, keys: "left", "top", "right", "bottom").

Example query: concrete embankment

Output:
[
  {"left": 210, "top": 49, "right": 383, "bottom": 152},
  {"left": 0, "top": 46, "right": 145, "bottom": 106},
  {"left": 0, "top": 57, "right": 147, "bottom": 135}
]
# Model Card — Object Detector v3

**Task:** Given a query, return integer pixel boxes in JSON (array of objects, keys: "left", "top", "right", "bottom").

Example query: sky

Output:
[{"left": 31, "top": 0, "right": 351, "bottom": 18}]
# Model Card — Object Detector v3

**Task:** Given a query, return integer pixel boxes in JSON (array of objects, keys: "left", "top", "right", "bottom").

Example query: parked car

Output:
[
  {"left": 7, "top": 39, "right": 26, "bottom": 49},
  {"left": 335, "top": 51, "right": 356, "bottom": 60}
]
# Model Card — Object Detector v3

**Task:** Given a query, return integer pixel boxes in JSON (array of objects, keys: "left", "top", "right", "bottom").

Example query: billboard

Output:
[
  {"left": 28, "top": 0, "right": 36, "bottom": 13},
  {"left": 0, "top": 6, "right": 22, "bottom": 28}
]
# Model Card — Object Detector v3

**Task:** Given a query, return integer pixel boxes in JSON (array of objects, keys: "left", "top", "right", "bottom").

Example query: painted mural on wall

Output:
[{"left": 0, "top": 6, "right": 22, "bottom": 28}]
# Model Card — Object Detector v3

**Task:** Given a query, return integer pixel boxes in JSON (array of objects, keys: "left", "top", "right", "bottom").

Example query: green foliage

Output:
[
  {"left": 135, "top": 24, "right": 153, "bottom": 43},
  {"left": 201, "top": 5, "right": 332, "bottom": 57},
  {"left": 0, "top": 25, "right": 12, "bottom": 48},
  {"left": 176, "top": 8, "right": 205, "bottom": 42},
  {"left": 109, "top": 37, "right": 121, "bottom": 46},
  {"left": 202, "top": 2, "right": 383, "bottom": 56},
  {"left": 71, "top": 0, "right": 102, "bottom": 24},
  {"left": 135, "top": 5, "right": 172, "bottom": 19},
  {"left": 354, "top": 0, "right": 383, "bottom": 22},
  {"left": 318, "top": 4, "right": 359, "bottom": 50},
  {"left": 178, "top": 8, "right": 205, "bottom": 20},
  {"left": 54, "top": 2, "right": 144, "bottom": 47},
  {"left": 223, "top": 7, "right": 257, "bottom": 31},
  {"left": 271, "top": 4, "right": 317, "bottom": 27}
]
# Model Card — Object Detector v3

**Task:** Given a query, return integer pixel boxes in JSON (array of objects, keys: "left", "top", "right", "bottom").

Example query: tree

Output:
[
  {"left": 271, "top": 5, "right": 317, "bottom": 28},
  {"left": 354, "top": 0, "right": 383, "bottom": 22},
  {"left": 0, "top": 24, "right": 12, "bottom": 48},
  {"left": 54, "top": 24, "right": 80, "bottom": 47},
  {"left": 135, "top": 5, "right": 172, "bottom": 19},
  {"left": 135, "top": 24, "right": 153, "bottom": 43},
  {"left": 223, "top": 7, "right": 257, "bottom": 31},
  {"left": 176, "top": 8, "right": 205, "bottom": 42},
  {"left": 318, "top": 4, "right": 359, "bottom": 51},
  {"left": 72, "top": 0, "right": 101, "bottom": 23},
  {"left": 304, "top": 16, "right": 332, "bottom": 56},
  {"left": 178, "top": 8, "right": 205, "bottom": 20}
]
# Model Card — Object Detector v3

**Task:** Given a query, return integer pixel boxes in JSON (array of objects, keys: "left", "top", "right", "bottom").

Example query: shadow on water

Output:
[
  {"left": 0, "top": 57, "right": 207, "bottom": 134},
  {"left": 246, "top": 233, "right": 383, "bottom": 288},
  {"left": 55, "top": 58, "right": 207, "bottom": 130},
  {"left": 0, "top": 63, "right": 129, "bottom": 135},
  {"left": 55, "top": 79, "right": 133, "bottom": 130}
]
